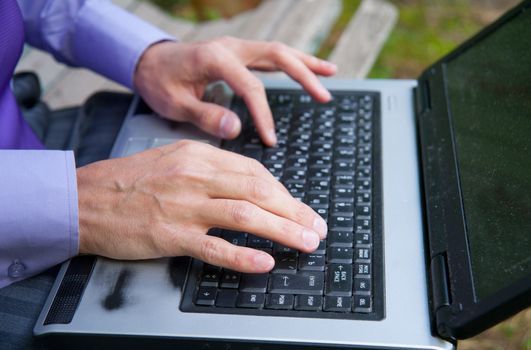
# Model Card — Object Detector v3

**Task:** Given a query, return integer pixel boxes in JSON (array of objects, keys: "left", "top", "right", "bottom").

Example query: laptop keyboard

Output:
[{"left": 181, "top": 90, "right": 383, "bottom": 320}]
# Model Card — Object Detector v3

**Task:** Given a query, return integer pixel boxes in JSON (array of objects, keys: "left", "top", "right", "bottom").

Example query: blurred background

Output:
[{"left": 144, "top": 0, "right": 529, "bottom": 349}]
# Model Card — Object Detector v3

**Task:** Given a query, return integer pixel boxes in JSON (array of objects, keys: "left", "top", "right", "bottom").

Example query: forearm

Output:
[
  {"left": 18, "top": 0, "right": 174, "bottom": 88},
  {"left": 0, "top": 150, "right": 78, "bottom": 288}
]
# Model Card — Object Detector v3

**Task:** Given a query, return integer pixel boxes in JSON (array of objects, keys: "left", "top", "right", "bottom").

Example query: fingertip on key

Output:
[{"left": 313, "top": 217, "right": 328, "bottom": 239}]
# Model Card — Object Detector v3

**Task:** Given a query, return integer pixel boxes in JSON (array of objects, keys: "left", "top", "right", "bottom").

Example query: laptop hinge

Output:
[
  {"left": 415, "top": 78, "right": 432, "bottom": 115},
  {"left": 430, "top": 254, "right": 454, "bottom": 340}
]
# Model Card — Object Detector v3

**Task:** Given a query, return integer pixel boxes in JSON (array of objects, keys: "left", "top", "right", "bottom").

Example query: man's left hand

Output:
[{"left": 133, "top": 37, "right": 337, "bottom": 146}]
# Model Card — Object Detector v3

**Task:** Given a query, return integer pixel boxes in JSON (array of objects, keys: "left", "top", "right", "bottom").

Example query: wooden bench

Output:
[{"left": 15, "top": 0, "right": 397, "bottom": 109}]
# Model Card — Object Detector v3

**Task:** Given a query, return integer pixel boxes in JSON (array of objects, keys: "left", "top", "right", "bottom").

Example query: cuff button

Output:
[{"left": 8, "top": 260, "right": 26, "bottom": 278}]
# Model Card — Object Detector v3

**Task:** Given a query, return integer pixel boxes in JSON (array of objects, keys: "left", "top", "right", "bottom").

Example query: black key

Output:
[
  {"left": 308, "top": 180, "right": 330, "bottom": 194},
  {"left": 331, "top": 201, "right": 355, "bottom": 216},
  {"left": 355, "top": 191, "right": 371, "bottom": 204},
  {"left": 330, "top": 215, "right": 354, "bottom": 232},
  {"left": 294, "top": 295, "right": 322, "bottom": 311},
  {"left": 307, "top": 193, "right": 329, "bottom": 208},
  {"left": 240, "top": 273, "right": 269, "bottom": 293},
  {"left": 290, "top": 144, "right": 310, "bottom": 157},
  {"left": 273, "top": 243, "right": 297, "bottom": 255},
  {"left": 215, "top": 289, "right": 238, "bottom": 308},
  {"left": 265, "top": 294, "right": 294, "bottom": 310},
  {"left": 195, "top": 287, "right": 217, "bottom": 306},
  {"left": 353, "top": 295, "right": 372, "bottom": 312},
  {"left": 356, "top": 167, "right": 371, "bottom": 179},
  {"left": 356, "top": 204, "right": 371, "bottom": 217},
  {"left": 236, "top": 292, "right": 265, "bottom": 308},
  {"left": 326, "top": 247, "right": 353, "bottom": 264},
  {"left": 328, "top": 231, "right": 353, "bottom": 247},
  {"left": 298, "top": 254, "right": 325, "bottom": 271},
  {"left": 200, "top": 269, "right": 221, "bottom": 287},
  {"left": 356, "top": 179, "right": 371, "bottom": 191},
  {"left": 220, "top": 270, "right": 241, "bottom": 289},
  {"left": 310, "top": 143, "right": 333, "bottom": 155},
  {"left": 333, "top": 187, "right": 355, "bottom": 202},
  {"left": 243, "top": 145, "right": 263, "bottom": 161},
  {"left": 309, "top": 154, "right": 332, "bottom": 168},
  {"left": 354, "top": 277, "right": 371, "bottom": 293},
  {"left": 334, "top": 175, "right": 355, "bottom": 187},
  {"left": 283, "top": 169, "right": 306, "bottom": 183},
  {"left": 355, "top": 247, "right": 371, "bottom": 260},
  {"left": 323, "top": 296, "right": 351, "bottom": 312},
  {"left": 247, "top": 235, "right": 273, "bottom": 248},
  {"left": 273, "top": 254, "right": 298, "bottom": 274},
  {"left": 334, "top": 160, "right": 355, "bottom": 174},
  {"left": 355, "top": 218, "right": 371, "bottom": 232},
  {"left": 335, "top": 148, "right": 355, "bottom": 159},
  {"left": 263, "top": 149, "right": 286, "bottom": 163},
  {"left": 354, "top": 262, "right": 371, "bottom": 276},
  {"left": 269, "top": 272, "right": 324, "bottom": 295},
  {"left": 314, "top": 240, "right": 327, "bottom": 254},
  {"left": 286, "top": 182, "right": 305, "bottom": 197},
  {"left": 357, "top": 155, "right": 371, "bottom": 167},
  {"left": 308, "top": 167, "right": 332, "bottom": 180},
  {"left": 325, "top": 263, "right": 353, "bottom": 296},
  {"left": 355, "top": 231, "right": 372, "bottom": 245},
  {"left": 285, "top": 156, "right": 308, "bottom": 169},
  {"left": 315, "top": 207, "right": 328, "bottom": 221}
]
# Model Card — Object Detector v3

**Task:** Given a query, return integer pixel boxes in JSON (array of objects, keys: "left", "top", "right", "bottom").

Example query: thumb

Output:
[{"left": 184, "top": 100, "right": 242, "bottom": 139}]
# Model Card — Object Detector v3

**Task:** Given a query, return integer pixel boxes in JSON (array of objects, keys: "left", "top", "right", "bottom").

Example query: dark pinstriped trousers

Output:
[{"left": 0, "top": 92, "right": 132, "bottom": 350}]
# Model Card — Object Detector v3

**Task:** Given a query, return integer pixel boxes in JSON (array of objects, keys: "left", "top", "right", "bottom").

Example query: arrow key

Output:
[{"left": 195, "top": 287, "right": 217, "bottom": 306}]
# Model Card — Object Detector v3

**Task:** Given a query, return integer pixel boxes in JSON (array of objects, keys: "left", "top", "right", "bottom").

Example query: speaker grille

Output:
[{"left": 44, "top": 256, "right": 95, "bottom": 325}]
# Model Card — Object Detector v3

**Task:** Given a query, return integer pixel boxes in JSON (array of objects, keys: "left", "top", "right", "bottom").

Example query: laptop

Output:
[{"left": 34, "top": 2, "right": 530, "bottom": 349}]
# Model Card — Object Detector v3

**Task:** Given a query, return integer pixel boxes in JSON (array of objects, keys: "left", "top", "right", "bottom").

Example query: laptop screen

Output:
[{"left": 445, "top": 8, "right": 531, "bottom": 301}]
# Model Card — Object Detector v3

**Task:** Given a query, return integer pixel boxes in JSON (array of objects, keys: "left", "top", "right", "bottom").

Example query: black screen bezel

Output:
[{"left": 416, "top": 0, "right": 531, "bottom": 339}]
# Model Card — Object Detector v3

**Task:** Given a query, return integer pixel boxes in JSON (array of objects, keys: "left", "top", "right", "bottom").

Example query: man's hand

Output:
[
  {"left": 134, "top": 37, "right": 337, "bottom": 146},
  {"left": 77, "top": 140, "right": 327, "bottom": 272}
]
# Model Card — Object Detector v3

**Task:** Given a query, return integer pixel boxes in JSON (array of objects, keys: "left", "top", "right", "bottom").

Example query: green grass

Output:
[
  {"left": 368, "top": 0, "right": 486, "bottom": 78},
  {"left": 316, "top": 0, "right": 361, "bottom": 60}
]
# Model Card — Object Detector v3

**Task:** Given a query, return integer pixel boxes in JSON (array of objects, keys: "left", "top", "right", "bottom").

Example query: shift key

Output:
[{"left": 269, "top": 272, "right": 324, "bottom": 295}]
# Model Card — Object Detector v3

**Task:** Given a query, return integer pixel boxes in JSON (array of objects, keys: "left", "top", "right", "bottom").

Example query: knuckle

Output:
[
  {"left": 199, "top": 238, "right": 220, "bottom": 263},
  {"left": 247, "top": 158, "right": 266, "bottom": 175},
  {"left": 248, "top": 178, "right": 270, "bottom": 201},
  {"left": 270, "top": 41, "right": 287, "bottom": 53},
  {"left": 244, "top": 79, "right": 265, "bottom": 97},
  {"left": 294, "top": 205, "right": 309, "bottom": 224},
  {"left": 229, "top": 202, "right": 254, "bottom": 225}
]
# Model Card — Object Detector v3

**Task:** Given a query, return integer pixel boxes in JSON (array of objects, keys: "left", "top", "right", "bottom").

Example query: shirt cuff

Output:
[
  {"left": 0, "top": 150, "right": 78, "bottom": 288},
  {"left": 73, "top": 1, "right": 175, "bottom": 89}
]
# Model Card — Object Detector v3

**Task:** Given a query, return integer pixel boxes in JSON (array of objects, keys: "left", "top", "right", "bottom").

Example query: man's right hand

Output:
[{"left": 77, "top": 140, "right": 327, "bottom": 273}]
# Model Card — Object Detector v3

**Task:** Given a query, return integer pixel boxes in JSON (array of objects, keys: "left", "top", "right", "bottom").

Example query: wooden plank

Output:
[
  {"left": 328, "top": 0, "right": 398, "bottom": 78},
  {"left": 267, "top": 0, "right": 341, "bottom": 54}
]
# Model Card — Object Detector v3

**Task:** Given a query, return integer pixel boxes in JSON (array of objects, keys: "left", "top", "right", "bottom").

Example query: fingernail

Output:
[
  {"left": 321, "top": 88, "right": 332, "bottom": 101},
  {"left": 313, "top": 217, "right": 328, "bottom": 239},
  {"left": 254, "top": 252, "right": 274, "bottom": 270},
  {"left": 302, "top": 229, "right": 320, "bottom": 250},
  {"left": 219, "top": 113, "right": 235, "bottom": 139},
  {"left": 322, "top": 60, "right": 337, "bottom": 70},
  {"left": 267, "top": 129, "right": 277, "bottom": 145}
]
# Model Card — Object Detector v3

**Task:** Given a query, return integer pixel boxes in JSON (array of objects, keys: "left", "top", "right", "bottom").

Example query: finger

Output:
[
  {"left": 291, "top": 49, "right": 337, "bottom": 76},
  {"left": 204, "top": 199, "right": 322, "bottom": 253},
  {"left": 180, "top": 98, "right": 242, "bottom": 139},
  {"left": 213, "top": 61, "right": 277, "bottom": 146},
  {"left": 170, "top": 141, "right": 290, "bottom": 196},
  {"left": 184, "top": 233, "right": 275, "bottom": 272},
  {"left": 206, "top": 172, "right": 327, "bottom": 238},
  {"left": 271, "top": 50, "right": 332, "bottom": 103}
]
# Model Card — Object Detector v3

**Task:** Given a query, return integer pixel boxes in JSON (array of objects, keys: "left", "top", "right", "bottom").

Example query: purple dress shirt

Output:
[{"left": 0, "top": 0, "right": 173, "bottom": 288}]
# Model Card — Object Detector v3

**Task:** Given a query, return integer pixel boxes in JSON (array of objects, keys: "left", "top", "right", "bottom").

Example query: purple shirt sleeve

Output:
[
  {"left": 17, "top": 0, "right": 175, "bottom": 88},
  {"left": 0, "top": 1, "right": 175, "bottom": 289},
  {"left": 0, "top": 151, "right": 78, "bottom": 288}
]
